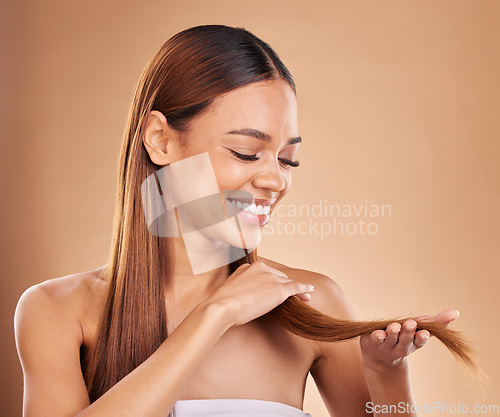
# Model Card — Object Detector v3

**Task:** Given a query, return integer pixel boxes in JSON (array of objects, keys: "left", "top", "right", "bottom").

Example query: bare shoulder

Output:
[
  {"left": 14, "top": 268, "right": 108, "bottom": 413},
  {"left": 14, "top": 266, "right": 108, "bottom": 356},
  {"left": 15, "top": 266, "right": 107, "bottom": 319},
  {"left": 258, "top": 256, "right": 358, "bottom": 321}
]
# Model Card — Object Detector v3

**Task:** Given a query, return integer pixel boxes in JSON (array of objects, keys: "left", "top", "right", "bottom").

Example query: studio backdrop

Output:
[{"left": 1, "top": 1, "right": 499, "bottom": 416}]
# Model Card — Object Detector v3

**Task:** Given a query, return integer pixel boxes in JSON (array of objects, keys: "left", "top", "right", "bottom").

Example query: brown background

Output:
[{"left": 1, "top": 1, "right": 499, "bottom": 416}]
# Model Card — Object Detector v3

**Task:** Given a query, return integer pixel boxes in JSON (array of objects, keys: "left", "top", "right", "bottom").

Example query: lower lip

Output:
[{"left": 225, "top": 200, "right": 271, "bottom": 227}]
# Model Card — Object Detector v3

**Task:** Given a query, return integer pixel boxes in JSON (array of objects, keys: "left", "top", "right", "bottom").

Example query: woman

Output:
[{"left": 14, "top": 25, "right": 469, "bottom": 417}]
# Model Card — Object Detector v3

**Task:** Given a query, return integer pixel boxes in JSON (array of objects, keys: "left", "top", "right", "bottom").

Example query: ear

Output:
[{"left": 142, "top": 110, "right": 183, "bottom": 165}]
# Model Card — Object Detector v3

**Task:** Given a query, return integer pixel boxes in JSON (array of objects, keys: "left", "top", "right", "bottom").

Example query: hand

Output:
[
  {"left": 360, "top": 309, "right": 460, "bottom": 373},
  {"left": 205, "top": 260, "right": 315, "bottom": 328}
]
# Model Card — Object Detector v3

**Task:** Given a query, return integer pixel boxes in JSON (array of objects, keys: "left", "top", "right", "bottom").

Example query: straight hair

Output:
[{"left": 83, "top": 25, "right": 482, "bottom": 414}]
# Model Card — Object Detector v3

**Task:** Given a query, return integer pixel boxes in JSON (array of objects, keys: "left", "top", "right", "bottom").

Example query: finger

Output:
[
  {"left": 262, "top": 263, "right": 291, "bottom": 279},
  {"left": 275, "top": 274, "right": 292, "bottom": 282},
  {"left": 284, "top": 281, "right": 315, "bottom": 298},
  {"left": 371, "top": 330, "right": 386, "bottom": 345},
  {"left": 294, "top": 293, "right": 312, "bottom": 302},
  {"left": 261, "top": 270, "right": 289, "bottom": 285},
  {"left": 397, "top": 319, "right": 417, "bottom": 348},
  {"left": 414, "top": 310, "right": 459, "bottom": 326},
  {"left": 414, "top": 329, "right": 431, "bottom": 348},
  {"left": 385, "top": 322, "right": 402, "bottom": 346},
  {"left": 435, "top": 309, "right": 459, "bottom": 325},
  {"left": 267, "top": 269, "right": 289, "bottom": 281}
]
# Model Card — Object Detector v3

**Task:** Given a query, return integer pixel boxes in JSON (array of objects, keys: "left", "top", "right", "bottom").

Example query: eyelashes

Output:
[
  {"left": 280, "top": 158, "right": 300, "bottom": 168},
  {"left": 229, "top": 149, "right": 300, "bottom": 168},
  {"left": 230, "top": 149, "right": 259, "bottom": 161}
]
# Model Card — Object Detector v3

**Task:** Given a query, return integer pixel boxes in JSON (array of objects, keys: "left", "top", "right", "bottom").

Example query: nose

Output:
[{"left": 251, "top": 159, "right": 286, "bottom": 193}]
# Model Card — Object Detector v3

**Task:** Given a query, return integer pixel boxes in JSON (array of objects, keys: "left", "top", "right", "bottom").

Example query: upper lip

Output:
[{"left": 252, "top": 198, "right": 276, "bottom": 206}]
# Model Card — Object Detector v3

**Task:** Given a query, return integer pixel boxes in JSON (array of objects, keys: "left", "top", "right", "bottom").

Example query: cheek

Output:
[{"left": 211, "top": 156, "right": 252, "bottom": 190}]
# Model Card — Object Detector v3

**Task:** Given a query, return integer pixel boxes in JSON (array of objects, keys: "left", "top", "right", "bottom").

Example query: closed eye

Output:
[
  {"left": 228, "top": 149, "right": 259, "bottom": 161},
  {"left": 228, "top": 148, "right": 299, "bottom": 168},
  {"left": 279, "top": 158, "right": 300, "bottom": 168}
]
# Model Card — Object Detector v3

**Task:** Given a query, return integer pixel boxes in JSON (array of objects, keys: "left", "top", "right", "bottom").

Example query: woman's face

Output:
[
  {"left": 175, "top": 78, "right": 301, "bottom": 228},
  {"left": 143, "top": 78, "right": 300, "bottom": 259}
]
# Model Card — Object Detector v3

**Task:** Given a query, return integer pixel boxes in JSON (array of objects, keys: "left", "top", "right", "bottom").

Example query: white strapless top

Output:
[{"left": 172, "top": 399, "right": 312, "bottom": 416}]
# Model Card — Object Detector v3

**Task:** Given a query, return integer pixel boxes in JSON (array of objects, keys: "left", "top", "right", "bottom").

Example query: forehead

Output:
[{"left": 190, "top": 79, "right": 299, "bottom": 134}]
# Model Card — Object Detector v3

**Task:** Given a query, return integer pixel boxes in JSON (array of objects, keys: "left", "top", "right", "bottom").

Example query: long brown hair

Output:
[{"left": 84, "top": 25, "right": 482, "bottom": 409}]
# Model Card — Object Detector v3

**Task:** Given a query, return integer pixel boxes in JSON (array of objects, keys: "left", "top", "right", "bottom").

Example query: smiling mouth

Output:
[
  {"left": 225, "top": 197, "right": 276, "bottom": 226},
  {"left": 227, "top": 198, "right": 272, "bottom": 215}
]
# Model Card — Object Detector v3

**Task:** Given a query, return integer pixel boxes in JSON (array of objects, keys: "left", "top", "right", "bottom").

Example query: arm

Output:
[
  {"left": 303, "top": 272, "right": 459, "bottom": 417},
  {"left": 15, "top": 283, "right": 231, "bottom": 417},
  {"left": 304, "top": 273, "right": 372, "bottom": 416},
  {"left": 15, "top": 261, "right": 313, "bottom": 417},
  {"left": 302, "top": 273, "right": 424, "bottom": 417},
  {"left": 360, "top": 322, "right": 422, "bottom": 417}
]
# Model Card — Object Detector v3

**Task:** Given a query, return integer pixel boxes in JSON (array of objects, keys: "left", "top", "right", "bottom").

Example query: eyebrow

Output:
[{"left": 226, "top": 128, "right": 302, "bottom": 145}]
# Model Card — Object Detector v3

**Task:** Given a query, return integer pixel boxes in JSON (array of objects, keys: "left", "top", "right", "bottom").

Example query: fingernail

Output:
[
  {"left": 391, "top": 324, "right": 401, "bottom": 333},
  {"left": 307, "top": 285, "right": 315, "bottom": 291},
  {"left": 304, "top": 293, "right": 311, "bottom": 300},
  {"left": 406, "top": 321, "right": 417, "bottom": 330}
]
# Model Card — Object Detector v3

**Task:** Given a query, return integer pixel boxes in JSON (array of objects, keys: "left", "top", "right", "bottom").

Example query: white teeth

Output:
[
  {"left": 229, "top": 199, "right": 272, "bottom": 216},
  {"left": 246, "top": 203, "right": 267, "bottom": 216}
]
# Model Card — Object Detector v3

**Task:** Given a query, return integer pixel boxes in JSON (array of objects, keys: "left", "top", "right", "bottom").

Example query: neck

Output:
[{"left": 164, "top": 234, "right": 232, "bottom": 301}]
